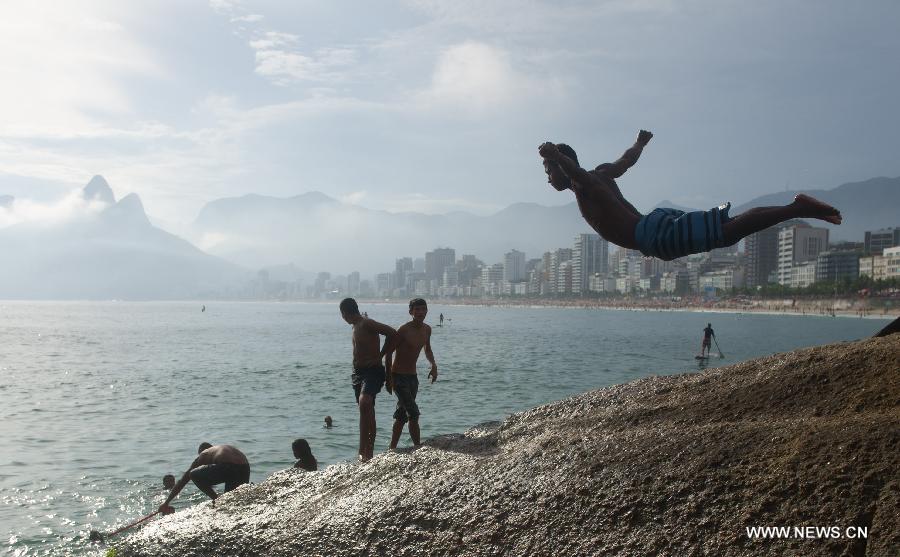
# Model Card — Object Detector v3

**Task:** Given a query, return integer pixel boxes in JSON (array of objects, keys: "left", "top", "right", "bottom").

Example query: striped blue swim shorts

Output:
[{"left": 634, "top": 203, "right": 732, "bottom": 261}]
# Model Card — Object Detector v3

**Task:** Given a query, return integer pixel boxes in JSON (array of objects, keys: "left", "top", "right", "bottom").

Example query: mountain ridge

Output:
[{"left": 191, "top": 176, "right": 900, "bottom": 272}]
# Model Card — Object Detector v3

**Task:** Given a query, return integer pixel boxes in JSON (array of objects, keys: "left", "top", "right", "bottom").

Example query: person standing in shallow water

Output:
[
  {"left": 383, "top": 298, "right": 438, "bottom": 450},
  {"left": 339, "top": 298, "right": 398, "bottom": 462},
  {"left": 539, "top": 130, "right": 841, "bottom": 261}
]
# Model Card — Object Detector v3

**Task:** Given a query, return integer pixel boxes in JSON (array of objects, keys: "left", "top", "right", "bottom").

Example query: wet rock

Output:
[{"left": 118, "top": 336, "right": 899, "bottom": 556}]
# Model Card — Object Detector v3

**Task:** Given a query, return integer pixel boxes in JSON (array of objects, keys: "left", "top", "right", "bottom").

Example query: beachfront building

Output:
[
  {"left": 589, "top": 273, "right": 616, "bottom": 293},
  {"left": 885, "top": 246, "right": 900, "bottom": 279},
  {"left": 503, "top": 249, "right": 526, "bottom": 283},
  {"left": 394, "top": 257, "right": 413, "bottom": 295},
  {"left": 638, "top": 276, "right": 660, "bottom": 292},
  {"left": 572, "top": 233, "right": 608, "bottom": 294},
  {"left": 347, "top": 271, "right": 360, "bottom": 297},
  {"left": 481, "top": 263, "right": 504, "bottom": 297},
  {"left": 660, "top": 271, "right": 678, "bottom": 293},
  {"left": 815, "top": 249, "right": 860, "bottom": 283},
  {"left": 864, "top": 227, "right": 900, "bottom": 255},
  {"left": 556, "top": 260, "right": 575, "bottom": 294},
  {"left": 441, "top": 265, "right": 459, "bottom": 288},
  {"left": 745, "top": 220, "right": 803, "bottom": 287},
  {"left": 425, "top": 248, "right": 455, "bottom": 281},
  {"left": 858, "top": 255, "right": 889, "bottom": 281},
  {"left": 699, "top": 268, "right": 745, "bottom": 292},
  {"left": 789, "top": 261, "right": 817, "bottom": 289},
  {"left": 615, "top": 276, "right": 635, "bottom": 294},
  {"left": 375, "top": 272, "right": 394, "bottom": 297},
  {"left": 548, "top": 248, "right": 573, "bottom": 294},
  {"left": 777, "top": 223, "right": 828, "bottom": 286},
  {"left": 457, "top": 255, "right": 484, "bottom": 288}
]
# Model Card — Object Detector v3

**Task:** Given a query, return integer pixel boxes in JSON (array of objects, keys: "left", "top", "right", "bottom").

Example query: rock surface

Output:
[{"left": 118, "top": 336, "right": 899, "bottom": 556}]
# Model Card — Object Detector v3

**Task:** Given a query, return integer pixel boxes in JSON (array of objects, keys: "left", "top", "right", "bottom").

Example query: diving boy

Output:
[{"left": 539, "top": 130, "right": 841, "bottom": 261}]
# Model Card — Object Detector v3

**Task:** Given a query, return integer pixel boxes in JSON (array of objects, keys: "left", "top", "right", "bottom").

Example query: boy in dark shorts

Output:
[
  {"left": 339, "top": 298, "right": 398, "bottom": 462},
  {"left": 539, "top": 130, "right": 841, "bottom": 261},
  {"left": 159, "top": 443, "right": 250, "bottom": 513},
  {"left": 383, "top": 298, "right": 438, "bottom": 450}
]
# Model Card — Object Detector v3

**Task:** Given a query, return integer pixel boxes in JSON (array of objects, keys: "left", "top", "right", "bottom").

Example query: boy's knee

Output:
[{"left": 358, "top": 395, "right": 375, "bottom": 411}]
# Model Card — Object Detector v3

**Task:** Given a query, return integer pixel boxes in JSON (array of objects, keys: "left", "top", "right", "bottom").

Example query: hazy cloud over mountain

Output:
[{"left": 0, "top": 177, "right": 246, "bottom": 299}]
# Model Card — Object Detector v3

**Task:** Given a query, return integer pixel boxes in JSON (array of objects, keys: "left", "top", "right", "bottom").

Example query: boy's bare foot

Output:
[{"left": 794, "top": 194, "right": 842, "bottom": 224}]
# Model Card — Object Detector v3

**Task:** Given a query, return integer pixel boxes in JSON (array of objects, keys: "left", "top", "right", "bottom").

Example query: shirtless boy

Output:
[
  {"left": 159, "top": 443, "right": 250, "bottom": 513},
  {"left": 383, "top": 298, "right": 438, "bottom": 449},
  {"left": 539, "top": 130, "right": 841, "bottom": 261},
  {"left": 339, "top": 298, "right": 398, "bottom": 462}
]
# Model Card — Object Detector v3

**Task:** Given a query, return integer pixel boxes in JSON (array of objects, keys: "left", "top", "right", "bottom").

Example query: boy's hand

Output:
[
  {"left": 538, "top": 142, "right": 559, "bottom": 159},
  {"left": 428, "top": 364, "right": 438, "bottom": 384},
  {"left": 637, "top": 129, "right": 653, "bottom": 145},
  {"left": 385, "top": 371, "right": 393, "bottom": 394}
]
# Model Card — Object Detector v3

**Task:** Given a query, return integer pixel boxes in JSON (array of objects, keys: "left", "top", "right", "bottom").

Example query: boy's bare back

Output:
[{"left": 352, "top": 318, "right": 391, "bottom": 369}]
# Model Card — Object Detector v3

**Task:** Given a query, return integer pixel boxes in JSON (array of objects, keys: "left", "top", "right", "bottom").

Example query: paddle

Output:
[
  {"left": 713, "top": 336, "right": 725, "bottom": 358},
  {"left": 89, "top": 510, "right": 160, "bottom": 543}
]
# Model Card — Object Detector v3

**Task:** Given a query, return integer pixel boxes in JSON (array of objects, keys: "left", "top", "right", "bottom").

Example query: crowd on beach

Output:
[{"left": 428, "top": 295, "right": 899, "bottom": 318}]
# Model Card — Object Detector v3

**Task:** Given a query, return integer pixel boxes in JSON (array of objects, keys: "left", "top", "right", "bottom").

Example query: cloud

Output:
[
  {"left": 383, "top": 193, "right": 500, "bottom": 215},
  {"left": 0, "top": 188, "right": 110, "bottom": 229},
  {"left": 250, "top": 37, "right": 358, "bottom": 85},
  {"left": 232, "top": 14, "right": 264, "bottom": 23},
  {"left": 0, "top": 3, "right": 165, "bottom": 139},
  {"left": 339, "top": 191, "right": 368, "bottom": 205},
  {"left": 414, "top": 41, "right": 543, "bottom": 114}
]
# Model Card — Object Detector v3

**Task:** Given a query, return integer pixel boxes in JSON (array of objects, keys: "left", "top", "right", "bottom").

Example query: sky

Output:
[{"left": 1, "top": 0, "right": 898, "bottom": 234}]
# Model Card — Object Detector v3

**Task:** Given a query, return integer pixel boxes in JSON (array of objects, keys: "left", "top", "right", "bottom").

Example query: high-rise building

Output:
[
  {"left": 548, "top": 248, "right": 572, "bottom": 294},
  {"left": 815, "top": 249, "right": 860, "bottom": 283},
  {"left": 864, "top": 227, "right": 900, "bottom": 255},
  {"left": 394, "top": 257, "right": 413, "bottom": 292},
  {"left": 572, "top": 234, "right": 608, "bottom": 293},
  {"left": 457, "top": 255, "right": 484, "bottom": 287},
  {"left": 503, "top": 249, "right": 526, "bottom": 283},
  {"left": 745, "top": 219, "right": 804, "bottom": 287},
  {"left": 777, "top": 224, "right": 828, "bottom": 286},
  {"left": 347, "top": 271, "right": 360, "bottom": 296},
  {"left": 556, "top": 260, "right": 574, "bottom": 294},
  {"left": 425, "top": 248, "right": 456, "bottom": 280},
  {"left": 375, "top": 273, "right": 394, "bottom": 296},
  {"left": 481, "top": 263, "right": 505, "bottom": 296}
]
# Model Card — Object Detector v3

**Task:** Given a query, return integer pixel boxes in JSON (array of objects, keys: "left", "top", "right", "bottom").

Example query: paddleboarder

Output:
[{"left": 701, "top": 323, "right": 715, "bottom": 358}]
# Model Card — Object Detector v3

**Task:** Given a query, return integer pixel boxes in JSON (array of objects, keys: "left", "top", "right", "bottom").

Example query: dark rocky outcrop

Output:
[
  {"left": 118, "top": 336, "right": 899, "bottom": 556},
  {"left": 874, "top": 316, "right": 900, "bottom": 338}
]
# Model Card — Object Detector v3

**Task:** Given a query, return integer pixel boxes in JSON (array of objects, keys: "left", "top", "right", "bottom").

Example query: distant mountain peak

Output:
[
  {"left": 102, "top": 193, "right": 150, "bottom": 227},
  {"left": 290, "top": 191, "right": 337, "bottom": 204},
  {"left": 83, "top": 175, "right": 116, "bottom": 205},
  {"left": 0, "top": 195, "right": 13, "bottom": 208}
]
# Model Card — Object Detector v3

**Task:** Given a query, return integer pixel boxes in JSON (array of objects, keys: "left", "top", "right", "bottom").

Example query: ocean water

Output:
[{"left": 0, "top": 301, "right": 889, "bottom": 556}]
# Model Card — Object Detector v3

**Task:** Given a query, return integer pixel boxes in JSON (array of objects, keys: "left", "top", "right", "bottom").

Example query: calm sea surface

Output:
[{"left": 0, "top": 301, "right": 889, "bottom": 556}]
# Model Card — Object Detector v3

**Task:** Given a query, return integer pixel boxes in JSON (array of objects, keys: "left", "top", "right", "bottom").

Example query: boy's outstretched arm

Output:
[{"left": 600, "top": 130, "right": 653, "bottom": 179}]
